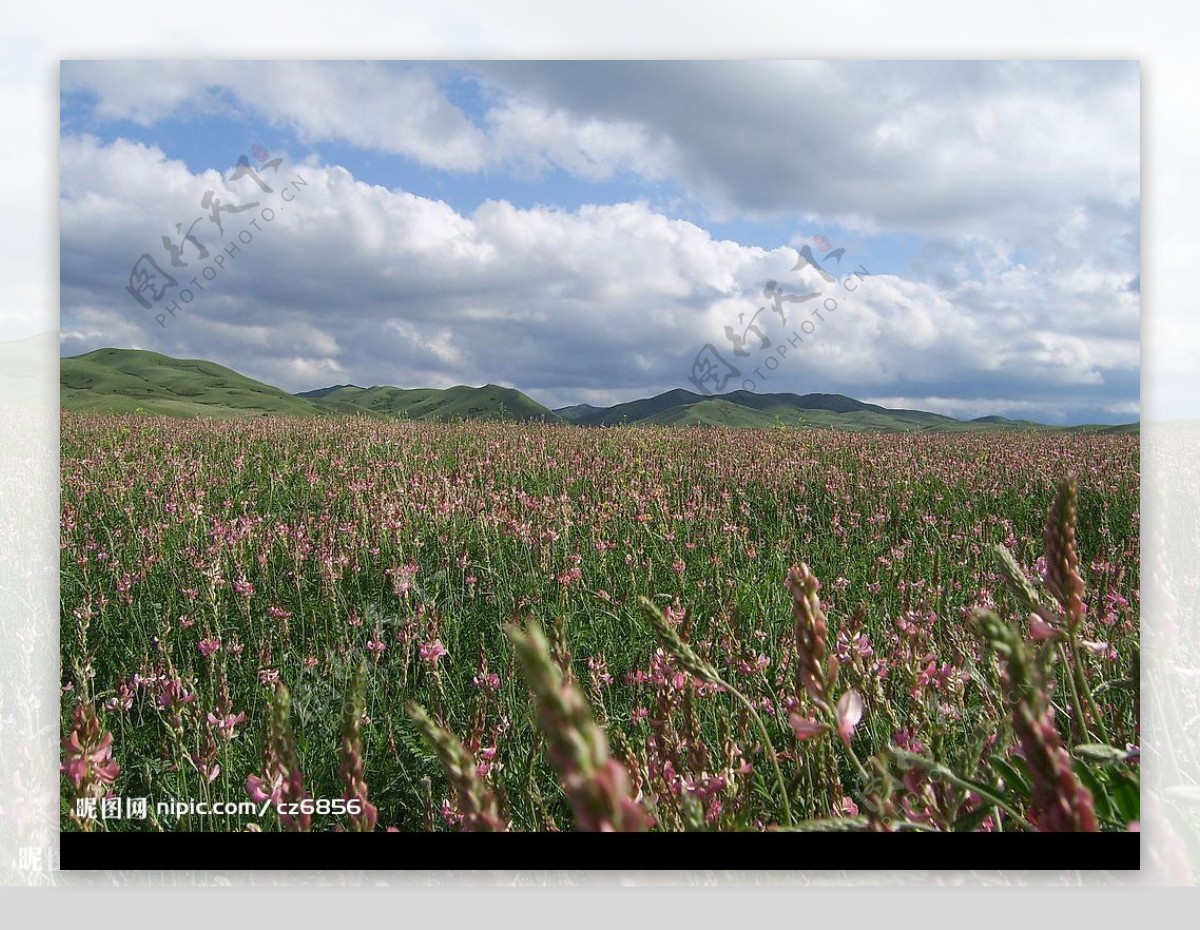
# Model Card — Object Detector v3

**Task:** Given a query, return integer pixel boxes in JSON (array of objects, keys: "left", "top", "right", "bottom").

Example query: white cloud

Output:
[
  {"left": 59, "top": 135, "right": 1138, "bottom": 422},
  {"left": 467, "top": 61, "right": 1140, "bottom": 248},
  {"left": 62, "top": 61, "right": 1138, "bottom": 251},
  {"left": 485, "top": 98, "right": 678, "bottom": 181},
  {"left": 64, "top": 62, "right": 491, "bottom": 172}
]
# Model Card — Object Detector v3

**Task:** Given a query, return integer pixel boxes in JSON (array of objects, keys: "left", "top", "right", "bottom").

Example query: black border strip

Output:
[{"left": 61, "top": 830, "right": 1140, "bottom": 872}]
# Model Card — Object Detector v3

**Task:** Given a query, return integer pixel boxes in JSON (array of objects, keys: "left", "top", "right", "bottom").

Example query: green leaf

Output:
[
  {"left": 1073, "top": 760, "right": 1114, "bottom": 822},
  {"left": 891, "top": 748, "right": 1031, "bottom": 828},
  {"left": 951, "top": 804, "right": 996, "bottom": 832},
  {"left": 989, "top": 755, "right": 1031, "bottom": 800},
  {"left": 1111, "top": 774, "right": 1140, "bottom": 824}
]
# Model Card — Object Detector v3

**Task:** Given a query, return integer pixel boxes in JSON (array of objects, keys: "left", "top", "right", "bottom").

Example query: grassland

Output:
[{"left": 60, "top": 413, "right": 1140, "bottom": 832}]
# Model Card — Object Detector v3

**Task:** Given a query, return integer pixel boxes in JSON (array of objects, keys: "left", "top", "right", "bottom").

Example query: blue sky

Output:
[{"left": 58, "top": 61, "right": 1140, "bottom": 423}]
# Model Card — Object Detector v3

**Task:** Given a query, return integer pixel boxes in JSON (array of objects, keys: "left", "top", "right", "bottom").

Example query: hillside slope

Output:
[{"left": 61, "top": 348, "right": 332, "bottom": 418}]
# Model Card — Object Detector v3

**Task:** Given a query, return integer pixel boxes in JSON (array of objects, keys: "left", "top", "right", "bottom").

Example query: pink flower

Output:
[
  {"left": 789, "top": 714, "right": 829, "bottom": 742},
  {"left": 835, "top": 690, "right": 864, "bottom": 746},
  {"left": 892, "top": 728, "right": 925, "bottom": 754},
  {"left": 246, "top": 772, "right": 283, "bottom": 805},
  {"left": 104, "top": 682, "right": 136, "bottom": 713},
  {"left": 197, "top": 760, "right": 221, "bottom": 783},
  {"left": 420, "top": 639, "right": 448, "bottom": 665},
  {"left": 233, "top": 577, "right": 255, "bottom": 597},
  {"left": 158, "top": 679, "right": 195, "bottom": 709},
  {"left": 198, "top": 637, "right": 221, "bottom": 658},
  {"left": 473, "top": 671, "right": 501, "bottom": 691},
  {"left": 1029, "top": 613, "right": 1059, "bottom": 642},
  {"left": 556, "top": 567, "right": 583, "bottom": 586},
  {"left": 207, "top": 711, "right": 247, "bottom": 738},
  {"left": 61, "top": 703, "right": 120, "bottom": 791},
  {"left": 266, "top": 605, "right": 292, "bottom": 620},
  {"left": 588, "top": 655, "right": 615, "bottom": 687},
  {"left": 387, "top": 562, "right": 419, "bottom": 598}
]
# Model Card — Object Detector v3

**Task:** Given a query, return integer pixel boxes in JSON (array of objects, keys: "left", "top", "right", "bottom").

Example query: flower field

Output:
[{"left": 59, "top": 414, "right": 1141, "bottom": 832}]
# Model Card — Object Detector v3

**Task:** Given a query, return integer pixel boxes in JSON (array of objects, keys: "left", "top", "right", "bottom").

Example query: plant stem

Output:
[{"left": 719, "top": 676, "right": 794, "bottom": 827}]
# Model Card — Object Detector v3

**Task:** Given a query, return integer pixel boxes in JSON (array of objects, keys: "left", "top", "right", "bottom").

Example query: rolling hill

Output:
[
  {"left": 60, "top": 348, "right": 333, "bottom": 418},
  {"left": 552, "top": 403, "right": 604, "bottom": 422},
  {"left": 61, "top": 349, "right": 560, "bottom": 423},
  {"left": 60, "top": 347, "right": 1139, "bottom": 432},
  {"left": 305, "top": 384, "right": 562, "bottom": 423},
  {"left": 564, "top": 387, "right": 1137, "bottom": 434}
]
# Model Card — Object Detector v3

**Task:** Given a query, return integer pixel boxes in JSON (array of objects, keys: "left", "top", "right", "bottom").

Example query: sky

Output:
[{"left": 58, "top": 60, "right": 1140, "bottom": 423}]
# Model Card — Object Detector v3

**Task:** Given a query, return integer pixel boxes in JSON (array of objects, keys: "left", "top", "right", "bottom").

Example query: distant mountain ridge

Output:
[
  {"left": 60, "top": 348, "right": 1139, "bottom": 433},
  {"left": 295, "top": 384, "right": 365, "bottom": 398},
  {"left": 61, "top": 349, "right": 561, "bottom": 423}
]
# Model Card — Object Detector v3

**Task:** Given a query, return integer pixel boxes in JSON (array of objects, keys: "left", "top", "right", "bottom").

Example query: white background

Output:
[{"left": 1, "top": 0, "right": 1195, "bottom": 918}]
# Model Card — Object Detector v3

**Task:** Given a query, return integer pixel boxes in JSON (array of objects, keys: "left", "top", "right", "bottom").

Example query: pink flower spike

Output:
[
  {"left": 419, "top": 639, "right": 448, "bottom": 665},
  {"left": 246, "top": 772, "right": 282, "bottom": 805},
  {"left": 788, "top": 714, "right": 829, "bottom": 742},
  {"left": 835, "top": 690, "right": 864, "bottom": 746}
]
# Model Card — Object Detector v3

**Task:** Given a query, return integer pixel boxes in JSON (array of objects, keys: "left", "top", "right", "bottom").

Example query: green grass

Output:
[{"left": 60, "top": 414, "right": 1140, "bottom": 832}]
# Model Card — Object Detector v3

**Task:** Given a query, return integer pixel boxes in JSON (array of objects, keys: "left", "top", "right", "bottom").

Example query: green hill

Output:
[
  {"left": 580, "top": 388, "right": 977, "bottom": 432},
  {"left": 572, "top": 386, "right": 1138, "bottom": 433},
  {"left": 640, "top": 398, "right": 977, "bottom": 432},
  {"left": 295, "top": 384, "right": 365, "bottom": 399},
  {"left": 60, "top": 347, "right": 1139, "bottom": 432},
  {"left": 62, "top": 349, "right": 561, "bottom": 423},
  {"left": 553, "top": 403, "right": 604, "bottom": 422},
  {"left": 573, "top": 388, "right": 708, "bottom": 426},
  {"left": 311, "top": 384, "right": 562, "bottom": 423},
  {"left": 642, "top": 399, "right": 781, "bottom": 428},
  {"left": 60, "top": 348, "right": 333, "bottom": 418}
]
